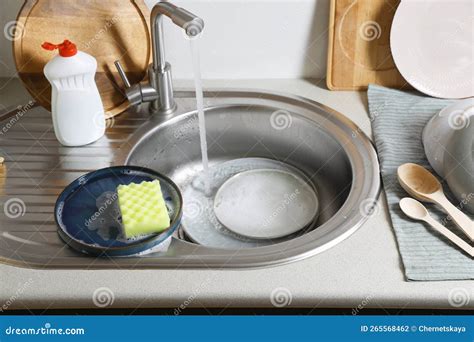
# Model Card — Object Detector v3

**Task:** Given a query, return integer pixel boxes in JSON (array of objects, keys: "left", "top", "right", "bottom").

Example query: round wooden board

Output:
[{"left": 13, "top": 0, "right": 151, "bottom": 118}]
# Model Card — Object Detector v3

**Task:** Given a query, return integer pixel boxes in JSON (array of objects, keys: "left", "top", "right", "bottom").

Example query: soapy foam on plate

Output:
[{"left": 181, "top": 158, "right": 319, "bottom": 249}]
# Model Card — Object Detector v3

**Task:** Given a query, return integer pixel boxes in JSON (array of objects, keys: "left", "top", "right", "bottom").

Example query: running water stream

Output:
[{"left": 189, "top": 38, "right": 210, "bottom": 194}]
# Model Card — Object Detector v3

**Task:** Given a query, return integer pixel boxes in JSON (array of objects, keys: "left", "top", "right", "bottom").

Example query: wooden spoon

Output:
[
  {"left": 397, "top": 163, "right": 474, "bottom": 241},
  {"left": 399, "top": 198, "right": 473, "bottom": 257}
]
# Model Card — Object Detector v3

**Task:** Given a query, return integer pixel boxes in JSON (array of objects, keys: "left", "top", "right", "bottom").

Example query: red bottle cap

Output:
[{"left": 41, "top": 40, "right": 77, "bottom": 57}]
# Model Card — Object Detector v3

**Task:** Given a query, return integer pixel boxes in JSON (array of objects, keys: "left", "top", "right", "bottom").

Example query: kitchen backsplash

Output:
[{"left": 0, "top": 0, "right": 328, "bottom": 79}]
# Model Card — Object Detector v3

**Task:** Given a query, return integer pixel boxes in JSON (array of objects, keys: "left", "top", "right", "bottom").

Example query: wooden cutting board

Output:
[
  {"left": 326, "top": 0, "right": 409, "bottom": 91},
  {"left": 13, "top": 0, "right": 151, "bottom": 118}
]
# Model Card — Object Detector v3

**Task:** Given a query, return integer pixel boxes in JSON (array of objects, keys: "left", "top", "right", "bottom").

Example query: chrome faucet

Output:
[{"left": 115, "top": 1, "right": 204, "bottom": 115}]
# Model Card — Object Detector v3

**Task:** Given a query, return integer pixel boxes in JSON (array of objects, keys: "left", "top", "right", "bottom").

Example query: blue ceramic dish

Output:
[{"left": 55, "top": 166, "right": 183, "bottom": 257}]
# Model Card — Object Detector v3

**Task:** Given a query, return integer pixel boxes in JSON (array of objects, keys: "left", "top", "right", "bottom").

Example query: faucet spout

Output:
[
  {"left": 151, "top": 2, "right": 204, "bottom": 72},
  {"left": 114, "top": 1, "right": 204, "bottom": 116}
]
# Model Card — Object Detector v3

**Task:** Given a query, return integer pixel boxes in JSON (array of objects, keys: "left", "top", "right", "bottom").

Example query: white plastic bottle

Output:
[{"left": 42, "top": 40, "right": 105, "bottom": 146}]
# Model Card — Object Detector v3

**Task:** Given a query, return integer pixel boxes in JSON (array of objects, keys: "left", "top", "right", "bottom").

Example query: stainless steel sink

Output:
[{"left": 0, "top": 89, "right": 380, "bottom": 269}]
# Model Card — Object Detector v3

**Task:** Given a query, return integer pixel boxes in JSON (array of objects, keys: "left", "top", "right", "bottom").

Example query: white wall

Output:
[{"left": 0, "top": 0, "right": 329, "bottom": 79}]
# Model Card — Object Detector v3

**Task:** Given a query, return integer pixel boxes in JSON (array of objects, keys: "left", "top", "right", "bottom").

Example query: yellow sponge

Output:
[{"left": 117, "top": 180, "right": 170, "bottom": 238}]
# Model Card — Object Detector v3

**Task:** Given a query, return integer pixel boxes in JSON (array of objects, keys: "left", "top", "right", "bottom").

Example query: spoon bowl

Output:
[
  {"left": 399, "top": 197, "right": 428, "bottom": 220},
  {"left": 397, "top": 163, "right": 441, "bottom": 200}
]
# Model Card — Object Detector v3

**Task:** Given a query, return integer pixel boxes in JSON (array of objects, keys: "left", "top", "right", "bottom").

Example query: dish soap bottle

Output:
[{"left": 42, "top": 39, "right": 105, "bottom": 146}]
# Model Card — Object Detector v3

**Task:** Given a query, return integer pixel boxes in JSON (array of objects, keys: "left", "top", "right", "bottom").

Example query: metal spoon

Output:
[
  {"left": 397, "top": 163, "right": 474, "bottom": 241},
  {"left": 399, "top": 198, "right": 473, "bottom": 257}
]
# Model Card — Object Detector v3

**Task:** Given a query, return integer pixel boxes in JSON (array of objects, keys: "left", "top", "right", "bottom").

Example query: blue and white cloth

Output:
[{"left": 368, "top": 85, "right": 473, "bottom": 281}]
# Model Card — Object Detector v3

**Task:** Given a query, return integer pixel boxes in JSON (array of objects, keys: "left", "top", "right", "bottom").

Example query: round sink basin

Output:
[{"left": 125, "top": 90, "right": 380, "bottom": 265}]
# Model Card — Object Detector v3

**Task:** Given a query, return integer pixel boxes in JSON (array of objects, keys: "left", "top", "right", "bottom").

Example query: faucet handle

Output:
[
  {"left": 114, "top": 60, "right": 159, "bottom": 107},
  {"left": 114, "top": 60, "right": 131, "bottom": 88},
  {"left": 114, "top": 60, "right": 142, "bottom": 106}
]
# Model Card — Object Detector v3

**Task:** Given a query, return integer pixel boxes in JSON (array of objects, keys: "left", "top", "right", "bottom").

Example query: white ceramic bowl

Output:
[{"left": 423, "top": 98, "right": 474, "bottom": 178}]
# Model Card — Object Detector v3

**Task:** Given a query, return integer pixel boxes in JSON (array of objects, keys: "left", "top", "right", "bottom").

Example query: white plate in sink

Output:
[
  {"left": 214, "top": 169, "right": 319, "bottom": 240},
  {"left": 390, "top": 0, "right": 473, "bottom": 99},
  {"left": 181, "top": 158, "right": 319, "bottom": 248}
]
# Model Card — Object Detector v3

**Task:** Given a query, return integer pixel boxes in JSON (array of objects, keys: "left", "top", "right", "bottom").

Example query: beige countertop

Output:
[{"left": 0, "top": 78, "right": 472, "bottom": 311}]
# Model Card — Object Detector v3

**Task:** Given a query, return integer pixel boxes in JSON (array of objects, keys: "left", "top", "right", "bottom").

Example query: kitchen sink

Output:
[{"left": 0, "top": 89, "right": 380, "bottom": 269}]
